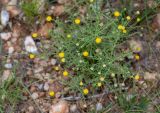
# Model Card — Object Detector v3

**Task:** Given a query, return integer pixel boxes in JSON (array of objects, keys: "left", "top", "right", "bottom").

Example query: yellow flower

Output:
[
  {"left": 58, "top": 52, "right": 65, "bottom": 58},
  {"left": 126, "top": 16, "right": 131, "bottom": 21},
  {"left": 137, "top": 18, "right": 141, "bottom": 22},
  {"left": 74, "top": 18, "right": 81, "bottom": 25},
  {"left": 123, "top": 29, "right": 127, "bottom": 33},
  {"left": 63, "top": 70, "right": 68, "bottom": 77},
  {"left": 135, "top": 54, "right": 140, "bottom": 60},
  {"left": 79, "top": 81, "right": 83, "bottom": 86},
  {"left": 61, "top": 58, "right": 65, "bottom": 62},
  {"left": 32, "top": 33, "right": 38, "bottom": 38},
  {"left": 136, "top": 47, "right": 141, "bottom": 52},
  {"left": 83, "top": 51, "right": 89, "bottom": 57},
  {"left": 95, "top": 37, "right": 102, "bottom": 44},
  {"left": 67, "top": 34, "right": 71, "bottom": 38},
  {"left": 134, "top": 74, "right": 140, "bottom": 80},
  {"left": 54, "top": 66, "right": 59, "bottom": 71},
  {"left": 114, "top": 11, "right": 120, "bottom": 17},
  {"left": 118, "top": 25, "right": 125, "bottom": 30},
  {"left": 29, "top": 54, "right": 35, "bottom": 59},
  {"left": 100, "top": 77, "right": 105, "bottom": 81},
  {"left": 83, "top": 88, "right": 89, "bottom": 95},
  {"left": 97, "top": 82, "right": 102, "bottom": 87},
  {"left": 89, "top": 0, "right": 94, "bottom": 3},
  {"left": 46, "top": 16, "right": 53, "bottom": 22},
  {"left": 49, "top": 91, "right": 55, "bottom": 97}
]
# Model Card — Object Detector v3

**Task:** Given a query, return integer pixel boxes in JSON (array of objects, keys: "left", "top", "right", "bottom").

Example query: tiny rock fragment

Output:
[
  {"left": 31, "top": 92, "right": 39, "bottom": 100},
  {"left": 1, "top": 10, "right": 9, "bottom": 27},
  {"left": 70, "top": 104, "right": 79, "bottom": 113},
  {"left": 8, "top": 46, "right": 14, "bottom": 54},
  {"left": 0, "top": 32, "right": 12, "bottom": 41},
  {"left": 96, "top": 103, "right": 103, "bottom": 111},
  {"left": 4, "top": 63, "right": 12, "bottom": 69},
  {"left": 49, "top": 100, "right": 69, "bottom": 113},
  {"left": 24, "top": 36, "right": 38, "bottom": 53},
  {"left": 44, "top": 82, "right": 49, "bottom": 91},
  {"left": 144, "top": 72, "right": 156, "bottom": 81},
  {"left": 28, "top": 106, "right": 34, "bottom": 112},
  {"left": 38, "top": 23, "right": 53, "bottom": 37},
  {"left": 51, "top": 59, "right": 57, "bottom": 65},
  {"left": 2, "top": 70, "right": 11, "bottom": 81}
]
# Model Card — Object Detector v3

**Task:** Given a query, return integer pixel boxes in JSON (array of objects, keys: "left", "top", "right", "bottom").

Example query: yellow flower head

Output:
[
  {"left": 135, "top": 54, "right": 140, "bottom": 60},
  {"left": 89, "top": 0, "right": 94, "bottom": 3},
  {"left": 67, "top": 34, "right": 71, "bottom": 38},
  {"left": 46, "top": 16, "right": 53, "bottom": 22},
  {"left": 79, "top": 81, "right": 83, "bottom": 86},
  {"left": 49, "top": 91, "right": 55, "bottom": 97},
  {"left": 83, "top": 88, "right": 89, "bottom": 95},
  {"left": 134, "top": 74, "right": 140, "bottom": 80},
  {"left": 126, "top": 16, "right": 131, "bottom": 21},
  {"left": 74, "top": 18, "right": 81, "bottom": 25},
  {"left": 32, "top": 33, "right": 38, "bottom": 38},
  {"left": 118, "top": 25, "right": 125, "bottom": 30},
  {"left": 114, "top": 11, "right": 120, "bottom": 17},
  {"left": 136, "top": 47, "right": 141, "bottom": 52},
  {"left": 54, "top": 66, "right": 59, "bottom": 71},
  {"left": 100, "top": 77, "right": 105, "bottom": 81},
  {"left": 83, "top": 51, "right": 89, "bottom": 57},
  {"left": 61, "top": 58, "right": 65, "bottom": 63},
  {"left": 63, "top": 70, "right": 68, "bottom": 77},
  {"left": 29, "top": 54, "right": 35, "bottom": 59},
  {"left": 95, "top": 37, "right": 102, "bottom": 44},
  {"left": 97, "top": 82, "right": 102, "bottom": 87},
  {"left": 137, "top": 18, "right": 141, "bottom": 22},
  {"left": 58, "top": 52, "right": 65, "bottom": 58},
  {"left": 123, "top": 29, "right": 127, "bottom": 33}
]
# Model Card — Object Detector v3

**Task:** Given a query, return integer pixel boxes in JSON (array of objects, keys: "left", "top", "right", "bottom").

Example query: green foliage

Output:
[
  {"left": 51, "top": 1, "right": 133, "bottom": 94},
  {"left": 0, "top": 65, "right": 21, "bottom": 113},
  {"left": 21, "top": 0, "right": 39, "bottom": 23},
  {"left": 117, "top": 93, "right": 149, "bottom": 113}
]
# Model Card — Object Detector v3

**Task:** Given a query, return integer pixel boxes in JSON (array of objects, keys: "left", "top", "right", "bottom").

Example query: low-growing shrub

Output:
[{"left": 51, "top": 1, "right": 137, "bottom": 95}]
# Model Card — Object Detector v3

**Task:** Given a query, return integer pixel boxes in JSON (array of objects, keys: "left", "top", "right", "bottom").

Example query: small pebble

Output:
[
  {"left": 51, "top": 59, "right": 57, "bottom": 65},
  {"left": 70, "top": 104, "right": 78, "bottom": 113},
  {"left": 44, "top": 82, "right": 49, "bottom": 91},
  {"left": 4, "top": 63, "right": 12, "bottom": 69},
  {"left": 31, "top": 92, "right": 39, "bottom": 100},
  {"left": 8, "top": 46, "right": 14, "bottom": 54},
  {"left": 28, "top": 106, "right": 34, "bottom": 112},
  {"left": 1, "top": 10, "right": 9, "bottom": 27},
  {"left": 96, "top": 103, "right": 103, "bottom": 111}
]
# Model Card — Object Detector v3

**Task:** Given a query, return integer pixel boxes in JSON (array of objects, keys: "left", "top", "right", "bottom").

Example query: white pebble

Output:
[
  {"left": 96, "top": 103, "right": 103, "bottom": 111},
  {"left": 1, "top": 10, "right": 9, "bottom": 27},
  {"left": 51, "top": 59, "right": 57, "bottom": 65},
  {"left": 0, "top": 32, "right": 12, "bottom": 40},
  {"left": 31, "top": 92, "right": 39, "bottom": 100},
  {"left": 4, "top": 63, "right": 12, "bottom": 69},
  {"left": 24, "top": 36, "right": 38, "bottom": 53}
]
